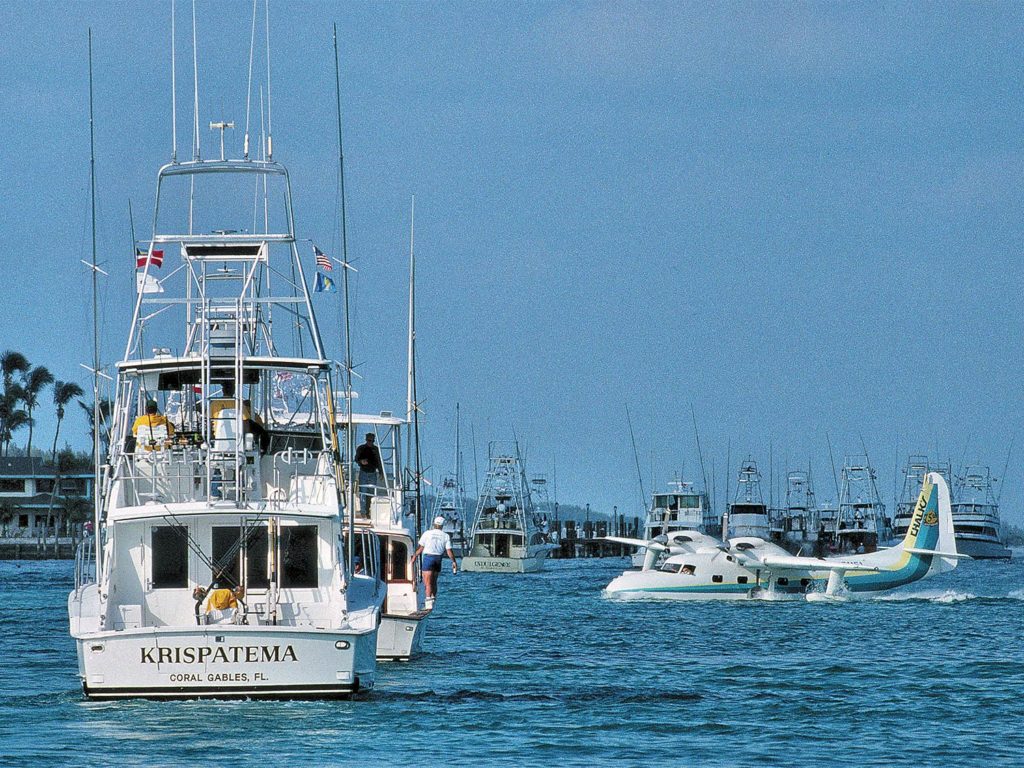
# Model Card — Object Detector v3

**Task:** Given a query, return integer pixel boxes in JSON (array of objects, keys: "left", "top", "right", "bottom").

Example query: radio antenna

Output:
[
  {"left": 170, "top": 0, "right": 177, "bottom": 162},
  {"left": 243, "top": 0, "right": 257, "bottom": 159}
]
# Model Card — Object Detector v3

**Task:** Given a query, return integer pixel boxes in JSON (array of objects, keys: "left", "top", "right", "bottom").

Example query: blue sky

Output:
[{"left": 1, "top": 1, "right": 1022, "bottom": 522}]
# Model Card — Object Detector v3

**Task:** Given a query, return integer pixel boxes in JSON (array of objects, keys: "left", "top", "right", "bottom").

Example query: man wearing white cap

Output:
[{"left": 412, "top": 516, "right": 458, "bottom": 606}]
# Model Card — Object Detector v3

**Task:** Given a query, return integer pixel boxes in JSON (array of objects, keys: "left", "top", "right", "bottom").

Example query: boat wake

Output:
[
  {"left": 873, "top": 589, "right": 976, "bottom": 603},
  {"left": 378, "top": 687, "right": 702, "bottom": 704}
]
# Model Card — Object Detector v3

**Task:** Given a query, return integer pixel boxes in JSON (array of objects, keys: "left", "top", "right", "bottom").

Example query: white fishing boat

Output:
[
  {"left": 341, "top": 412, "right": 431, "bottom": 660},
  {"left": 631, "top": 480, "right": 713, "bottom": 568},
  {"left": 461, "top": 443, "right": 556, "bottom": 573},
  {"left": 819, "top": 456, "right": 893, "bottom": 555},
  {"left": 951, "top": 465, "right": 1012, "bottom": 560},
  {"left": 67, "top": 23, "right": 385, "bottom": 697},
  {"left": 725, "top": 459, "right": 770, "bottom": 539},
  {"left": 430, "top": 407, "right": 469, "bottom": 558}
]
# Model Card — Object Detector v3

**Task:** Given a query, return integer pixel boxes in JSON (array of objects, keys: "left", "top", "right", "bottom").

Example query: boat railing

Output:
[
  {"left": 110, "top": 445, "right": 336, "bottom": 508},
  {"left": 74, "top": 535, "right": 96, "bottom": 591}
]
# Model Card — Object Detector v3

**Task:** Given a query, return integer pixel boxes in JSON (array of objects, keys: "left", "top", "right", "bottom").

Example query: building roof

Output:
[{"left": 0, "top": 456, "right": 93, "bottom": 478}]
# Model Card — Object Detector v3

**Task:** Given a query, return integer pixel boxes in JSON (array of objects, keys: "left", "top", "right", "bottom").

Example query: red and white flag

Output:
[{"left": 136, "top": 248, "right": 164, "bottom": 268}]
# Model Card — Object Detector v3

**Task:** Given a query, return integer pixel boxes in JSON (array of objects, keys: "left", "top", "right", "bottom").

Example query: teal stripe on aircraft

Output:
[
  {"left": 610, "top": 583, "right": 752, "bottom": 595},
  {"left": 846, "top": 480, "right": 941, "bottom": 593}
]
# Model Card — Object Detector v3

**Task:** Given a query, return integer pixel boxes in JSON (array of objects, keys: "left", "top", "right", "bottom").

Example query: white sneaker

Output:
[{"left": 425, "top": 597, "right": 435, "bottom": 609}]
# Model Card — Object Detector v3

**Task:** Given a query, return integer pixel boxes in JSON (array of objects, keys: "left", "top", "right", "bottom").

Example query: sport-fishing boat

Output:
[
  {"left": 951, "top": 465, "right": 1011, "bottom": 560},
  {"left": 773, "top": 469, "right": 821, "bottom": 554},
  {"left": 461, "top": 443, "right": 557, "bottom": 573},
  {"left": 725, "top": 459, "right": 769, "bottom": 539},
  {"left": 432, "top": 473, "right": 468, "bottom": 558},
  {"left": 67, "top": 105, "right": 385, "bottom": 696},
  {"left": 430, "top": 408, "right": 469, "bottom": 557},
  {"left": 818, "top": 456, "right": 892, "bottom": 555},
  {"left": 341, "top": 412, "right": 431, "bottom": 660},
  {"left": 631, "top": 480, "right": 713, "bottom": 568}
]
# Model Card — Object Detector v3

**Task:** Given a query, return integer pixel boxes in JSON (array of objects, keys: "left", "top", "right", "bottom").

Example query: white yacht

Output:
[
  {"left": 432, "top": 474, "right": 469, "bottom": 558},
  {"left": 725, "top": 459, "right": 770, "bottom": 539},
  {"left": 631, "top": 480, "right": 713, "bottom": 568},
  {"left": 67, "top": 137, "right": 385, "bottom": 698},
  {"left": 819, "top": 456, "right": 893, "bottom": 555},
  {"left": 461, "top": 443, "right": 557, "bottom": 573},
  {"left": 342, "top": 412, "right": 431, "bottom": 660},
  {"left": 951, "top": 465, "right": 1012, "bottom": 560}
]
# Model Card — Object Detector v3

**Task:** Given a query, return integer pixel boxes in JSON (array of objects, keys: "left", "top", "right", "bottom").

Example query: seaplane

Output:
[{"left": 604, "top": 472, "right": 966, "bottom": 600}]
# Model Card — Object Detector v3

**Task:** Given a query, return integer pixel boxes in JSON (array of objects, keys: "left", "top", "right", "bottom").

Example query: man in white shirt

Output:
[{"left": 412, "top": 516, "right": 458, "bottom": 606}]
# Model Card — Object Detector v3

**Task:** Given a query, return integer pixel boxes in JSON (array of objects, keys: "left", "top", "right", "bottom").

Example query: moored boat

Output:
[
  {"left": 67, "top": 109, "right": 385, "bottom": 698},
  {"left": 461, "top": 443, "right": 556, "bottom": 573},
  {"left": 952, "top": 465, "right": 1011, "bottom": 560}
]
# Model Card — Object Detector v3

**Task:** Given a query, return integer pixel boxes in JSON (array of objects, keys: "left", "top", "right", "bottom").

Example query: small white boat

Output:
[
  {"left": 461, "top": 443, "right": 556, "bottom": 573},
  {"left": 339, "top": 412, "right": 431, "bottom": 661}
]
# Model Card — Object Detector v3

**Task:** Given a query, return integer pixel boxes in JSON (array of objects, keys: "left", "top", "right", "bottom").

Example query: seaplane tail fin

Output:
[{"left": 890, "top": 471, "right": 961, "bottom": 574}]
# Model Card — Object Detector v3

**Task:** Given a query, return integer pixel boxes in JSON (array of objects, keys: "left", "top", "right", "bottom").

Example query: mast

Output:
[
  {"left": 87, "top": 29, "right": 102, "bottom": 574},
  {"left": 333, "top": 24, "right": 355, "bottom": 572},
  {"left": 626, "top": 404, "right": 646, "bottom": 514},
  {"left": 407, "top": 197, "right": 423, "bottom": 536}
]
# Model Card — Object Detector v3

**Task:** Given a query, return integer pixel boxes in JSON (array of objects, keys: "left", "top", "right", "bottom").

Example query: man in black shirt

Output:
[{"left": 354, "top": 433, "right": 383, "bottom": 517}]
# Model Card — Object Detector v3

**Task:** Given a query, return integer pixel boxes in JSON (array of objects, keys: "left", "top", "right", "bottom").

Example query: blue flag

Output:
[{"left": 314, "top": 272, "right": 336, "bottom": 293}]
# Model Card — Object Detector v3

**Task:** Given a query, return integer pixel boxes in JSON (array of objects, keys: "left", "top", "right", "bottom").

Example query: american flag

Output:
[{"left": 314, "top": 245, "right": 332, "bottom": 271}]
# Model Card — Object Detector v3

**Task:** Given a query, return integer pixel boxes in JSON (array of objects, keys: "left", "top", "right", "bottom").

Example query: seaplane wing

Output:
[
  {"left": 758, "top": 554, "right": 881, "bottom": 573},
  {"left": 604, "top": 536, "right": 669, "bottom": 552}
]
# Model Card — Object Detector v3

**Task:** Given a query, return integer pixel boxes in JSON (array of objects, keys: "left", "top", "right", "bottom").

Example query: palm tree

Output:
[
  {"left": 22, "top": 365, "right": 53, "bottom": 459},
  {"left": 0, "top": 351, "right": 30, "bottom": 458},
  {"left": 51, "top": 380, "right": 84, "bottom": 463},
  {"left": 1, "top": 350, "right": 29, "bottom": 391},
  {"left": 0, "top": 383, "right": 28, "bottom": 457},
  {"left": 80, "top": 398, "right": 114, "bottom": 459}
]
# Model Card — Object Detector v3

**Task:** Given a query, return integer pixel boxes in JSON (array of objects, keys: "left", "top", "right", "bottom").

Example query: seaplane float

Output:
[{"left": 604, "top": 472, "right": 967, "bottom": 600}]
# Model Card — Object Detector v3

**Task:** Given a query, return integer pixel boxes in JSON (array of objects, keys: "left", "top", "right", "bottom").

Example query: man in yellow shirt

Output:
[{"left": 132, "top": 400, "right": 174, "bottom": 450}]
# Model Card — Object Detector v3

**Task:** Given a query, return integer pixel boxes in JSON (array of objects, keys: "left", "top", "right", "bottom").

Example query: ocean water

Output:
[{"left": 2, "top": 555, "right": 1023, "bottom": 767}]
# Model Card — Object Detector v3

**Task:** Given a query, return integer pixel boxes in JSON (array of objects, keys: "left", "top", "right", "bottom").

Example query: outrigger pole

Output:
[
  {"left": 407, "top": 197, "right": 424, "bottom": 537},
  {"left": 87, "top": 29, "right": 103, "bottom": 574},
  {"left": 333, "top": 24, "right": 356, "bottom": 572}
]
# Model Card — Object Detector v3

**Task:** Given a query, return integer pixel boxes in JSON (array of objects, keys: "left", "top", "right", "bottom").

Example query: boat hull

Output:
[
  {"left": 954, "top": 536, "right": 1012, "bottom": 560},
  {"left": 376, "top": 611, "right": 429, "bottom": 661},
  {"left": 72, "top": 624, "right": 378, "bottom": 700},
  {"left": 462, "top": 554, "right": 546, "bottom": 573}
]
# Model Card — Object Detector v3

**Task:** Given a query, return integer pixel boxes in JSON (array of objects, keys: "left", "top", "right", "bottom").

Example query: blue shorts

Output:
[{"left": 422, "top": 554, "right": 443, "bottom": 572}]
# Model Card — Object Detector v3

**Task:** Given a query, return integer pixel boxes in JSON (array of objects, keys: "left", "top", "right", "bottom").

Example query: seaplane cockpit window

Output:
[
  {"left": 281, "top": 526, "right": 319, "bottom": 588},
  {"left": 152, "top": 526, "right": 189, "bottom": 588},
  {"left": 660, "top": 562, "right": 681, "bottom": 573}
]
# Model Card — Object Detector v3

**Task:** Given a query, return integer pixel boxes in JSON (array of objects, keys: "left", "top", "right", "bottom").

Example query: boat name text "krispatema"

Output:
[{"left": 140, "top": 645, "right": 298, "bottom": 664}]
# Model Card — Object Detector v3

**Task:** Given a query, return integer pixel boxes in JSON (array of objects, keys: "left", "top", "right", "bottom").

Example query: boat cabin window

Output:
[
  {"left": 711, "top": 574, "right": 723, "bottom": 583},
  {"left": 211, "top": 525, "right": 270, "bottom": 590},
  {"left": 800, "top": 579, "right": 810, "bottom": 588},
  {"left": 281, "top": 525, "right": 318, "bottom": 587},
  {"left": 152, "top": 526, "right": 189, "bottom": 588},
  {"left": 776, "top": 577, "right": 789, "bottom": 586},
  {"left": 389, "top": 539, "right": 409, "bottom": 581},
  {"left": 737, "top": 576, "right": 748, "bottom": 584}
]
